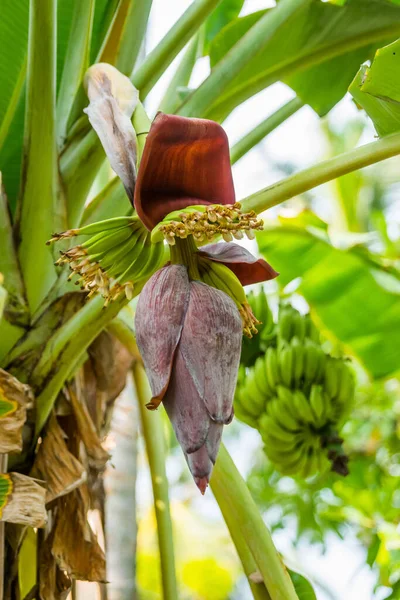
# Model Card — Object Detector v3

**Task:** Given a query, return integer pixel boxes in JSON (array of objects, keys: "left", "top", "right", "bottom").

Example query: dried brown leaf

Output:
[
  {"left": 0, "top": 369, "right": 33, "bottom": 453},
  {"left": 32, "top": 414, "right": 86, "bottom": 504},
  {"left": 68, "top": 387, "right": 109, "bottom": 469},
  {"left": 1, "top": 473, "right": 46, "bottom": 527},
  {"left": 39, "top": 529, "right": 71, "bottom": 600},
  {"left": 52, "top": 487, "right": 106, "bottom": 582},
  {"left": 84, "top": 331, "right": 134, "bottom": 432}
]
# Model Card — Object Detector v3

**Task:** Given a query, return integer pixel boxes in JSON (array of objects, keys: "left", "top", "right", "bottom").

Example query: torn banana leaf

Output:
[
  {"left": 0, "top": 472, "right": 46, "bottom": 527},
  {"left": 32, "top": 414, "right": 86, "bottom": 504},
  {"left": 0, "top": 368, "right": 33, "bottom": 453},
  {"left": 349, "top": 39, "right": 400, "bottom": 137}
]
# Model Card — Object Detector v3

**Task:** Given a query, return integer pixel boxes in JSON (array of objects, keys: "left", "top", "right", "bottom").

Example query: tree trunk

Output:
[{"left": 105, "top": 376, "right": 138, "bottom": 600}]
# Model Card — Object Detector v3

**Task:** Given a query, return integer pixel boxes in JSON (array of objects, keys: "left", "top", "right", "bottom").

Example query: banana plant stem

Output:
[
  {"left": 211, "top": 464, "right": 272, "bottom": 600},
  {"left": 132, "top": 362, "right": 178, "bottom": 600},
  {"left": 230, "top": 98, "right": 304, "bottom": 165},
  {"left": 132, "top": 101, "right": 152, "bottom": 162},
  {"left": 211, "top": 445, "right": 298, "bottom": 600},
  {"left": 99, "top": 0, "right": 153, "bottom": 76},
  {"left": 241, "top": 130, "right": 400, "bottom": 215},
  {"left": 56, "top": 0, "right": 94, "bottom": 146},
  {"left": 17, "top": 0, "right": 59, "bottom": 313}
]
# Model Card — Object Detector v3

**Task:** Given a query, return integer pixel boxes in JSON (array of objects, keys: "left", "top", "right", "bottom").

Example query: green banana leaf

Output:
[
  {"left": 201, "top": 0, "right": 245, "bottom": 55},
  {"left": 349, "top": 39, "right": 400, "bottom": 137},
  {"left": 0, "top": 0, "right": 117, "bottom": 211},
  {"left": 0, "top": 396, "right": 17, "bottom": 419},
  {"left": 207, "top": 0, "right": 400, "bottom": 121},
  {"left": 0, "top": 0, "right": 28, "bottom": 139},
  {"left": 0, "top": 0, "right": 29, "bottom": 213},
  {"left": 289, "top": 569, "right": 318, "bottom": 600},
  {"left": 257, "top": 227, "right": 400, "bottom": 379},
  {"left": 0, "top": 474, "right": 12, "bottom": 512},
  {"left": 90, "top": 0, "right": 120, "bottom": 63}
]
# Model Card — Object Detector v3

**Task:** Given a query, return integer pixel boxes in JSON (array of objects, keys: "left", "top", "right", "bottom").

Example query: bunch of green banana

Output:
[
  {"left": 49, "top": 216, "right": 165, "bottom": 303},
  {"left": 234, "top": 298, "right": 355, "bottom": 478}
]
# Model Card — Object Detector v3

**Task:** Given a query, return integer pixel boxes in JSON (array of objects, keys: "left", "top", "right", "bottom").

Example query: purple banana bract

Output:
[{"left": 135, "top": 265, "right": 242, "bottom": 493}]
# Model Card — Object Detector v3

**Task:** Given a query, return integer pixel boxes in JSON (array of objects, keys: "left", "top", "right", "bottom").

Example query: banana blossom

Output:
[{"left": 53, "top": 65, "right": 278, "bottom": 492}]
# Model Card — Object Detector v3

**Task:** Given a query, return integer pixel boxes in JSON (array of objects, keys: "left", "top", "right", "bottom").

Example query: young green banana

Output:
[
  {"left": 277, "top": 343, "right": 294, "bottom": 388},
  {"left": 265, "top": 347, "right": 279, "bottom": 390}
]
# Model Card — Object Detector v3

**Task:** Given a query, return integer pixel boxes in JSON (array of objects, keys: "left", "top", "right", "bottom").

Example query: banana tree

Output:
[{"left": 1, "top": 1, "right": 400, "bottom": 599}]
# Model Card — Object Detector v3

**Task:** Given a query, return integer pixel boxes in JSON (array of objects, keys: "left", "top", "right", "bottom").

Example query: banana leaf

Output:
[
  {"left": 258, "top": 226, "right": 400, "bottom": 379},
  {"left": 206, "top": 0, "right": 400, "bottom": 121}
]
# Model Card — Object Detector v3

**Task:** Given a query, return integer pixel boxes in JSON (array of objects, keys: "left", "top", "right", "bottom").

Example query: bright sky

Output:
[{"left": 136, "top": 2, "right": 387, "bottom": 599}]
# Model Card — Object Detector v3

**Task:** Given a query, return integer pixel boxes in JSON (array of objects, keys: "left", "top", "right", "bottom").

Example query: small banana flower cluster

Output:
[
  {"left": 49, "top": 217, "right": 164, "bottom": 304},
  {"left": 50, "top": 64, "right": 278, "bottom": 492},
  {"left": 151, "top": 202, "right": 263, "bottom": 245}
]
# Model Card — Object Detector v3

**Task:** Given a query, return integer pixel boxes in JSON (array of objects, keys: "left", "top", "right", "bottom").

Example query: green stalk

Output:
[
  {"left": 210, "top": 462, "right": 271, "bottom": 600},
  {"left": 177, "top": 0, "right": 307, "bottom": 118},
  {"left": 107, "top": 317, "right": 138, "bottom": 358},
  {"left": 230, "top": 98, "right": 304, "bottom": 165},
  {"left": 132, "top": 101, "right": 152, "bottom": 162},
  {"left": 99, "top": 0, "right": 154, "bottom": 75},
  {"left": 211, "top": 445, "right": 298, "bottom": 600},
  {"left": 56, "top": 0, "right": 95, "bottom": 147},
  {"left": 241, "top": 130, "right": 400, "bottom": 215},
  {"left": 158, "top": 36, "right": 199, "bottom": 114},
  {"left": 131, "top": 0, "right": 223, "bottom": 98},
  {"left": 17, "top": 0, "right": 58, "bottom": 313},
  {"left": 132, "top": 362, "right": 178, "bottom": 600},
  {"left": 61, "top": 129, "right": 106, "bottom": 228},
  {"left": 170, "top": 237, "right": 201, "bottom": 280}
]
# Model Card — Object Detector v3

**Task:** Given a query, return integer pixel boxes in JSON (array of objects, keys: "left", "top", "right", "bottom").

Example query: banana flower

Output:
[{"left": 51, "top": 64, "right": 278, "bottom": 492}]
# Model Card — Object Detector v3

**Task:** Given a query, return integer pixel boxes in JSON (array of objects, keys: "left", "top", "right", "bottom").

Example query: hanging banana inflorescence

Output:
[{"left": 235, "top": 292, "right": 355, "bottom": 478}]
